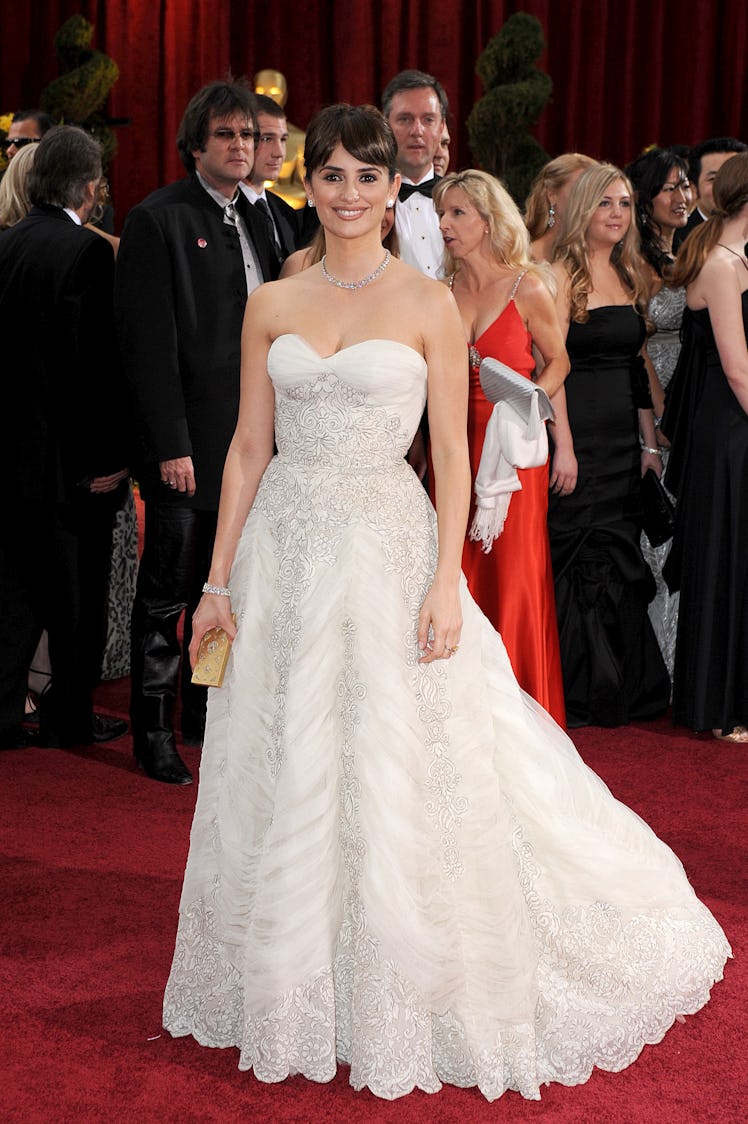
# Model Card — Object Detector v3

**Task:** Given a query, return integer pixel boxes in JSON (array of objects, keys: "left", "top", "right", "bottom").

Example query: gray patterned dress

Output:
[{"left": 642, "top": 285, "right": 687, "bottom": 680}]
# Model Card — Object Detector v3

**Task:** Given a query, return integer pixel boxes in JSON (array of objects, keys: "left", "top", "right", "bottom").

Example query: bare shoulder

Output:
[
  {"left": 691, "top": 251, "right": 742, "bottom": 308},
  {"left": 390, "top": 261, "right": 455, "bottom": 309},
  {"left": 517, "top": 268, "right": 553, "bottom": 301},
  {"left": 247, "top": 273, "right": 310, "bottom": 314}
]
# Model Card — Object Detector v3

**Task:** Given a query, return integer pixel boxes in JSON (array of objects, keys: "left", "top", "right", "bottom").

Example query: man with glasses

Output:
[
  {"left": 116, "top": 80, "right": 276, "bottom": 785},
  {"left": 1, "top": 109, "right": 55, "bottom": 161}
]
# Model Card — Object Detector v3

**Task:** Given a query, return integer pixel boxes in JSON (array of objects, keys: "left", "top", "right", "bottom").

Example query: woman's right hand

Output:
[
  {"left": 189, "top": 594, "right": 238, "bottom": 668},
  {"left": 549, "top": 445, "right": 578, "bottom": 495}
]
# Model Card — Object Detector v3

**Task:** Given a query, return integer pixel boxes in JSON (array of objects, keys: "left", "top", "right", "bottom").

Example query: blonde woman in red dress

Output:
[{"left": 434, "top": 170, "right": 569, "bottom": 725}]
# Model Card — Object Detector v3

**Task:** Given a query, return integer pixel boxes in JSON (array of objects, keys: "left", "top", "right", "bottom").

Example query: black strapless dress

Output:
[
  {"left": 548, "top": 306, "right": 670, "bottom": 727},
  {"left": 669, "top": 296, "right": 748, "bottom": 733}
]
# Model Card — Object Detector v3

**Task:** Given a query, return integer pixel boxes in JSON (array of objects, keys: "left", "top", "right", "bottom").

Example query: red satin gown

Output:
[{"left": 463, "top": 301, "right": 566, "bottom": 727}]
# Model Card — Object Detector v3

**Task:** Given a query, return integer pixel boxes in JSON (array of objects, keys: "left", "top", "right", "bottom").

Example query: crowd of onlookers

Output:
[{"left": 1, "top": 67, "right": 746, "bottom": 781}]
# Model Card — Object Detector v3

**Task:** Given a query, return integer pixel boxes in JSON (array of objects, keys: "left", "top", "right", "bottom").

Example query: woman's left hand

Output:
[
  {"left": 640, "top": 449, "right": 663, "bottom": 478},
  {"left": 417, "top": 578, "right": 462, "bottom": 662}
]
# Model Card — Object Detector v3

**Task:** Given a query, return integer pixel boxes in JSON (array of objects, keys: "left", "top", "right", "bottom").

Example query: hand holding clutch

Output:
[{"left": 191, "top": 621, "right": 235, "bottom": 688}]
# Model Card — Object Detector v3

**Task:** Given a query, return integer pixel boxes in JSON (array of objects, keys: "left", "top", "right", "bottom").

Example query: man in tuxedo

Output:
[
  {"left": 0, "top": 126, "right": 129, "bottom": 750},
  {"left": 673, "top": 136, "right": 747, "bottom": 250},
  {"left": 116, "top": 80, "right": 276, "bottom": 785},
  {"left": 241, "top": 93, "right": 301, "bottom": 269},
  {"left": 382, "top": 69, "right": 449, "bottom": 278},
  {"left": 433, "top": 123, "right": 451, "bottom": 178}
]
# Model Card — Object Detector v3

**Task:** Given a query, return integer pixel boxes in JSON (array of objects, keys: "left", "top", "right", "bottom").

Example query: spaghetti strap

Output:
[{"left": 510, "top": 270, "right": 528, "bottom": 300}]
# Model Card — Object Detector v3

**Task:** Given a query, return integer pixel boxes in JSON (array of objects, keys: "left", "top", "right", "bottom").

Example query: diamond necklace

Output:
[{"left": 321, "top": 250, "right": 391, "bottom": 290}]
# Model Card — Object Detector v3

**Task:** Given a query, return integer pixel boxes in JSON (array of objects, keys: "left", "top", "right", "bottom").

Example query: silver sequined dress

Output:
[{"left": 642, "top": 285, "right": 687, "bottom": 680}]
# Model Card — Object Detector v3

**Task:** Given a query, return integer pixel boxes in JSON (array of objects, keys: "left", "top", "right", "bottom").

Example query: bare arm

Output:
[
  {"left": 420, "top": 285, "right": 472, "bottom": 662},
  {"left": 517, "top": 273, "right": 570, "bottom": 399},
  {"left": 188, "top": 286, "right": 278, "bottom": 663},
  {"left": 642, "top": 344, "right": 666, "bottom": 421},
  {"left": 636, "top": 343, "right": 664, "bottom": 478},
  {"left": 548, "top": 385, "right": 578, "bottom": 495},
  {"left": 548, "top": 264, "right": 578, "bottom": 495},
  {"left": 639, "top": 406, "right": 663, "bottom": 478}
]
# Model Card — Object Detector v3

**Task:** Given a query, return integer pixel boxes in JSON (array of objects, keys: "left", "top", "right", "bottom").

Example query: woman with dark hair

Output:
[
  {"left": 666, "top": 153, "right": 748, "bottom": 741},
  {"left": 162, "top": 107, "right": 728, "bottom": 1102},
  {"left": 626, "top": 147, "right": 692, "bottom": 279},
  {"left": 548, "top": 164, "right": 670, "bottom": 727},
  {"left": 434, "top": 169, "right": 568, "bottom": 725},
  {"left": 625, "top": 147, "right": 692, "bottom": 678}
]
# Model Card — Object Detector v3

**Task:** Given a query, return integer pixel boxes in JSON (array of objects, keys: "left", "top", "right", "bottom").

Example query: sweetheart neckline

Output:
[{"left": 271, "top": 333, "right": 427, "bottom": 366}]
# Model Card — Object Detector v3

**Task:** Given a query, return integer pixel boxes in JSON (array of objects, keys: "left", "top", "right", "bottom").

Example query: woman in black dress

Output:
[
  {"left": 548, "top": 164, "right": 670, "bottom": 727},
  {"left": 666, "top": 153, "right": 748, "bottom": 741}
]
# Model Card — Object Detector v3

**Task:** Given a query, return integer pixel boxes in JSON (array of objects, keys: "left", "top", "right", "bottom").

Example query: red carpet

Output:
[{"left": 2, "top": 680, "right": 745, "bottom": 1123}]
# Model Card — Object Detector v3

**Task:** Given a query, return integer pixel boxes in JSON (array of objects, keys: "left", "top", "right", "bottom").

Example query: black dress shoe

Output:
[
  {"left": 91, "top": 714, "right": 128, "bottom": 743},
  {"left": 38, "top": 712, "right": 129, "bottom": 748},
  {"left": 134, "top": 733, "right": 193, "bottom": 785}
]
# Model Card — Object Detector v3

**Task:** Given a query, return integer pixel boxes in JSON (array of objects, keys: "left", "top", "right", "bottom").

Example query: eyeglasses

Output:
[
  {"left": 0, "top": 136, "right": 41, "bottom": 153},
  {"left": 209, "top": 128, "right": 257, "bottom": 145}
]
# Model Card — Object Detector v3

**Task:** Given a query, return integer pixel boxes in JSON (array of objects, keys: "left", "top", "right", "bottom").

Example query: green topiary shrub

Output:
[
  {"left": 467, "top": 13, "right": 552, "bottom": 205},
  {"left": 40, "top": 15, "right": 119, "bottom": 167}
]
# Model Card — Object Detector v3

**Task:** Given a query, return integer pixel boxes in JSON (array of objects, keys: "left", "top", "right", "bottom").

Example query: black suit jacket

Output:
[
  {"left": 0, "top": 205, "right": 127, "bottom": 510},
  {"left": 264, "top": 190, "right": 301, "bottom": 261},
  {"left": 115, "top": 173, "right": 275, "bottom": 510}
]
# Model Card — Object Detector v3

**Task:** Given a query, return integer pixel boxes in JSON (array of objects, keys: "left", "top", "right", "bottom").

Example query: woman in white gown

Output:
[{"left": 163, "top": 105, "right": 730, "bottom": 1102}]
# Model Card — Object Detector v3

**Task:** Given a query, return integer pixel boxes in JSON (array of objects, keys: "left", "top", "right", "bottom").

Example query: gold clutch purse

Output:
[{"left": 191, "top": 622, "right": 235, "bottom": 688}]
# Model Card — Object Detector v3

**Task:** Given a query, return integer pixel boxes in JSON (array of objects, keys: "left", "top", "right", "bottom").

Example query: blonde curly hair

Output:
[{"left": 553, "top": 163, "right": 650, "bottom": 323}]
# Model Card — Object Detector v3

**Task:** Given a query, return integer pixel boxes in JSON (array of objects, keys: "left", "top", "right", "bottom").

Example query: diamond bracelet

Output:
[{"left": 202, "top": 582, "right": 231, "bottom": 597}]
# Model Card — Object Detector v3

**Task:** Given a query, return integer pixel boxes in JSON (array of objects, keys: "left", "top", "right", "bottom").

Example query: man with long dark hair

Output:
[{"left": 116, "top": 80, "right": 276, "bottom": 784}]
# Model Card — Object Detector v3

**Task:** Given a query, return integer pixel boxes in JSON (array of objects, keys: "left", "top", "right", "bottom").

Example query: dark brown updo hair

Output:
[{"left": 304, "top": 104, "right": 398, "bottom": 181}]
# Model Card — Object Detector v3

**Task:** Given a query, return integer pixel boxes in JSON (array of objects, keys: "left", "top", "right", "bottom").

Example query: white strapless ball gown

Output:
[{"left": 163, "top": 335, "right": 729, "bottom": 1101}]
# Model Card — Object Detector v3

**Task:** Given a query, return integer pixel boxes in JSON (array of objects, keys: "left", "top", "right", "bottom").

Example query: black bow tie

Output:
[{"left": 398, "top": 178, "right": 437, "bottom": 202}]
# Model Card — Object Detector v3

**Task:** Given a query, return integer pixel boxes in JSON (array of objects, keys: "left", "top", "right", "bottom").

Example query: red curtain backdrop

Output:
[{"left": 2, "top": 0, "right": 746, "bottom": 229}]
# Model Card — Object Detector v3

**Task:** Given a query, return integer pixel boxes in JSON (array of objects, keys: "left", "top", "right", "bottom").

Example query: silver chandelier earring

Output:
[{"left": 547, "top": 203, "right": 556, "bottom": 229}]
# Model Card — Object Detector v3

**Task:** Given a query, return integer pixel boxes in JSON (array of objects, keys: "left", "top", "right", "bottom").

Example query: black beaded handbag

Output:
[{"left": 641, "top": 468, "right": 676, "bottom": 547}]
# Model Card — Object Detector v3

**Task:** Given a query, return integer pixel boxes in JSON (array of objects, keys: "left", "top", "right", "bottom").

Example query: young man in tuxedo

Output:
[
  {"left": 241, "top": 93, "right": 302, "bottom": 269},
  {"left": 0, "top": 126, "right": 129, "bottom": 750},
  {"left": 116, "top": 81, "right": 276, "bottom": 785}
]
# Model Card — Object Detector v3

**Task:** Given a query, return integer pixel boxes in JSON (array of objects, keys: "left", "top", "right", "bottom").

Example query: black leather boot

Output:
[{"left": 134, "top": 729, "right": 192, "bottom": 785}]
